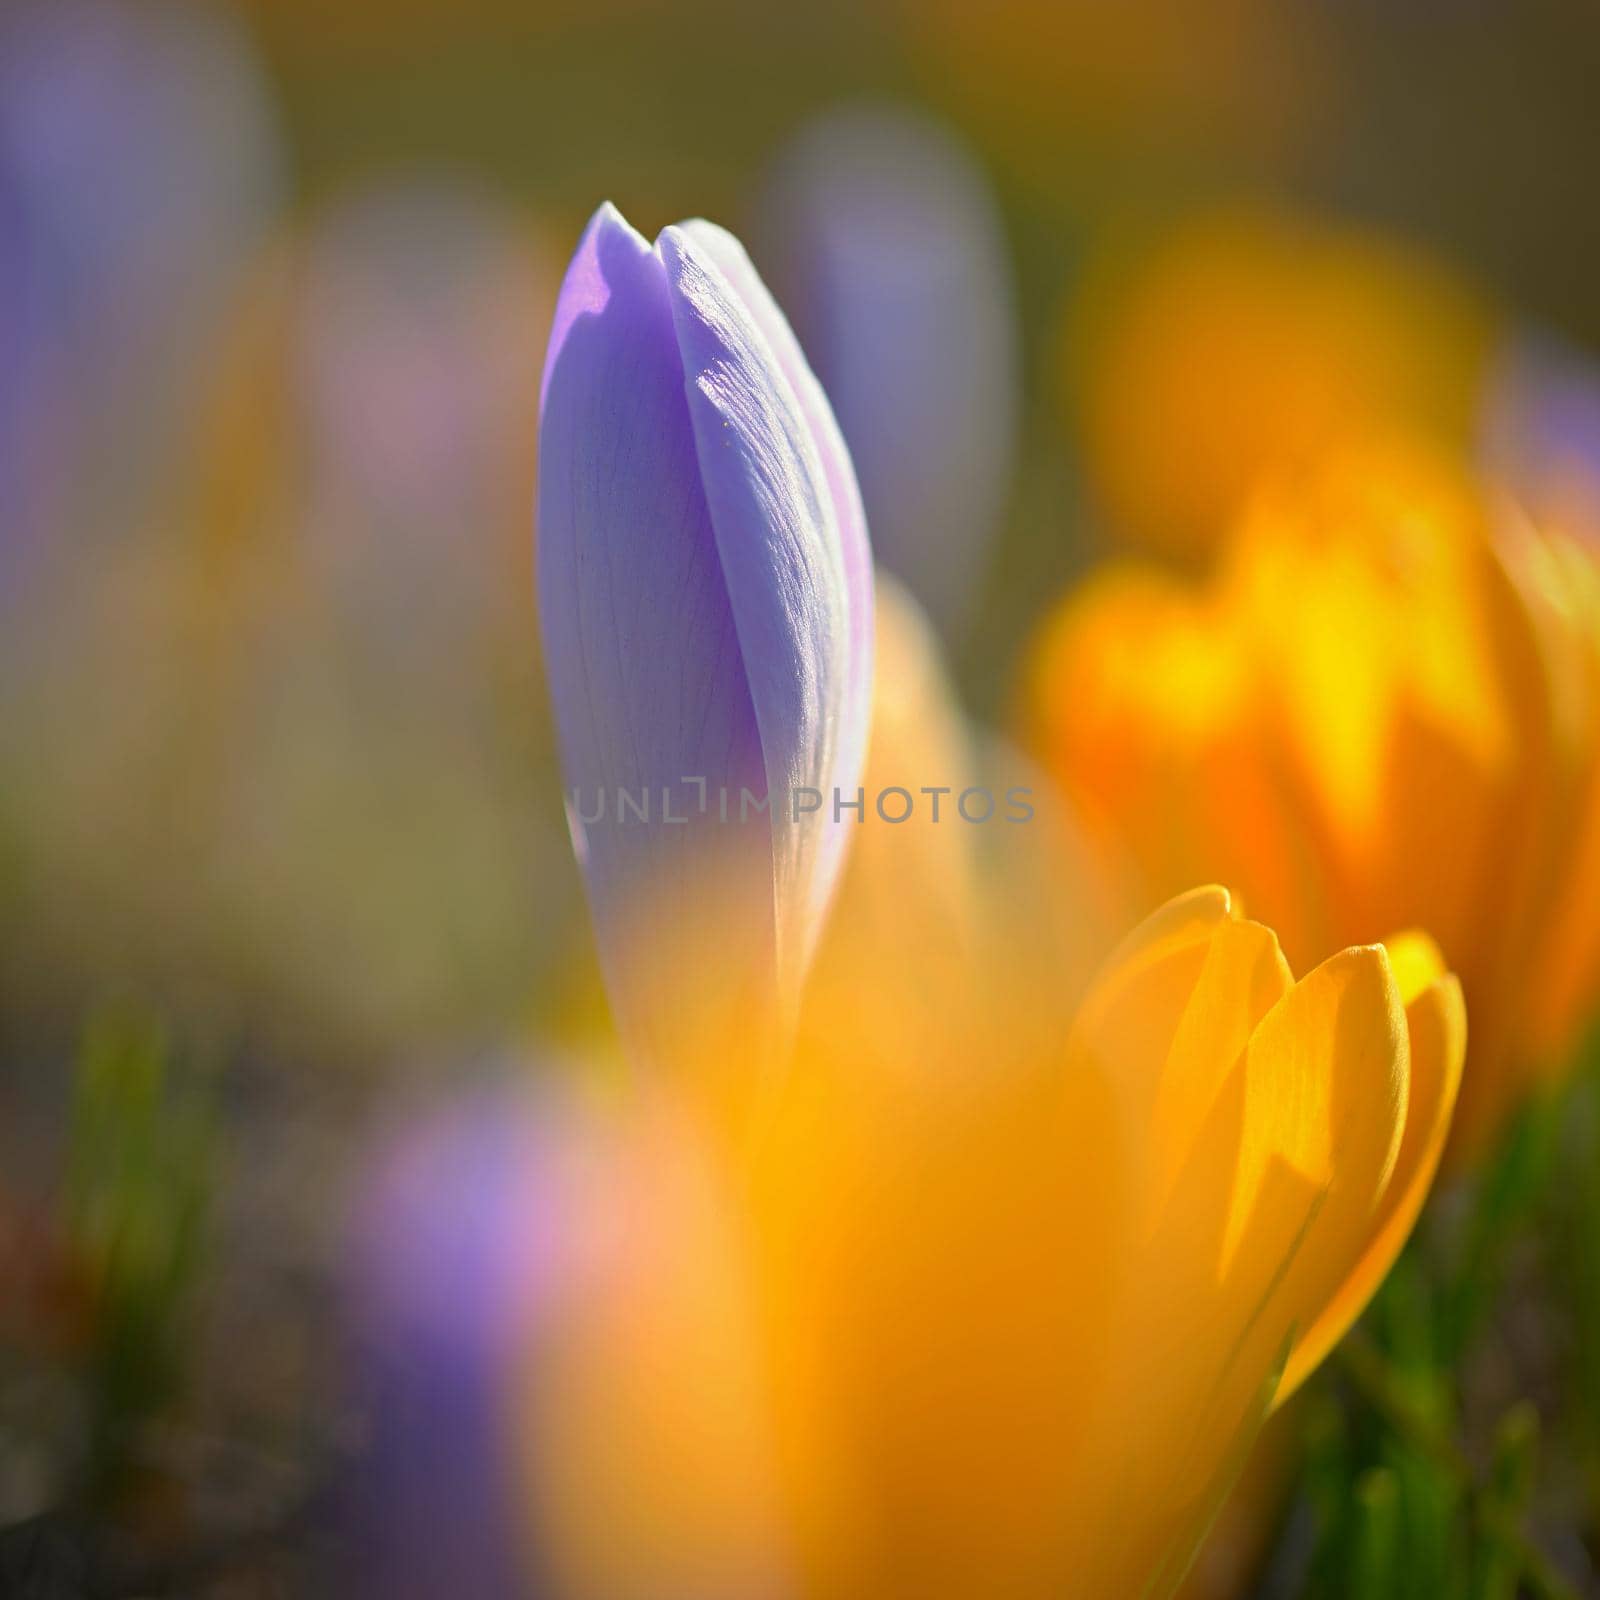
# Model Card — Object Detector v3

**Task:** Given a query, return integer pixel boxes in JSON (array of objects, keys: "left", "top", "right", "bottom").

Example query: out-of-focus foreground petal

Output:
[
  {"left": 458, "top": 882, "right": 1461, "bottom": 1599},
  {"left": 795, "top": 572, "right": 985, "bottom": 1073},
  {"left": 343, "top": 1087, "right": 558, "bottom": 1600},
  {"left": 345, "top": 1079, "right": 792, "bottom": 1600}
]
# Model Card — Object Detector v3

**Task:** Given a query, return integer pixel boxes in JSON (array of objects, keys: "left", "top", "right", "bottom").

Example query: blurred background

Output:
[{"left": 4, "top": 0, "right": 1600, "bottom": 1593}]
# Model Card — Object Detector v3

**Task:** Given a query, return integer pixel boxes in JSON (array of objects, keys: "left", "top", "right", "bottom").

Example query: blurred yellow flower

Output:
[
  {"left": 1066, "top": 207, "right": 1497, "bottom": 559},
  {"left": 1022, "top": 446, "right": 1600, "bottom": 1162},
  {"left": 513, "top": 585, "right": 1464, "bottom": 1600}
]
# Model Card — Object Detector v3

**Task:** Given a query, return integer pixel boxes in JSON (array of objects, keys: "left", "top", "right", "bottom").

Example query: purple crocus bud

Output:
[
  {"left": 756, "top": 105, "right": 1018, "bottom": 633},
  {"left": 538, "top": 203, "right": 873, "bottom": 1070}
]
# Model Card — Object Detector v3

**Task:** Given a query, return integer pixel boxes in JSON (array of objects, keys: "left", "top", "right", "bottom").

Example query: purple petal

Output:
[
  {"left": 658, "top": 223, "right": 860, "bottom": 1008},
  {"left": 538, "top": 204, "right": 773, "bottom": 1060},
  {"left": 672, "top": 219, "right": 874, "bottom": 940}
]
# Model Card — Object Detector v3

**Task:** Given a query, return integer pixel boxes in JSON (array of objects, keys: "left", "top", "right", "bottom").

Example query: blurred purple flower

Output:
[
  {"left": 295, "top": 181, "right": 548, "bottom": 547},
  {"left": 756, "top": 105, "right": 1019, "bottom": 631},
  {"left": 343, "top": 1087, "right": 559, "bottom": 1600},
  {"left": 1481, "top": 333, "right": 1600, "bottom": 536},
  {"left": 0, "top": 0, "right": 280, "bottom": 564},
  {"left": 537, "top": 203, "right": 873, "bottom": 1066},
  {"left": 0, "top": 172, "right": 46, "bottom": 585}
]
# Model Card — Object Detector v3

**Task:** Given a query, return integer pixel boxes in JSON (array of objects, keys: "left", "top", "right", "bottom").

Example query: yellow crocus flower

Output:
[{"left": 1022, "top": 445, "right": 1600, "bottom": 1162}]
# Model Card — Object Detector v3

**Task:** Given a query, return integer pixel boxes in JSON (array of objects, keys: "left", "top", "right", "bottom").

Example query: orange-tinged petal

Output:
[
  {"left": 798, "top": 573, "right": 1114, "bottom": 1086},
  {"left": 1234, "top": 452, "right": 1518, "bottom": 872},
  {"left": 1020, "top": 566, "right": 1328, "bottom": 972},
  {"left": 1026, "top": 570, "right": 1251, "bottom": 765}
]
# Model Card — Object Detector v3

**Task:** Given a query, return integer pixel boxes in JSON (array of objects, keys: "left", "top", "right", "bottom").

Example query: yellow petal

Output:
[
  {"left": 1278, "top": 956, "right": 1465, "bottom": 1398},
  {"left": 1221, "top": 944, "right": 1407, "bottom": 1280},
  {"left": 1066, "top": 885, "right": 1239, "bottom": 1150},
  {"left": 1148, "top": 915, "right": 1293, "bottom": 1223},
  {"left": 1126, "top": 944, "right": 1406, "bottom": 1496},
  {"left": 1105, "top": 882, "right": 1237, "bottom": 969}
]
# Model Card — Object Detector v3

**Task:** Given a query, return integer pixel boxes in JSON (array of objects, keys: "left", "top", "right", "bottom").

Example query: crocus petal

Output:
[
  {"left": 1058, "top": 890, "right": 1298, "bottom": 1592},
  {"left": 1021, "top": 447, "right": 1600, "bottom": 1169},
  {"left": 538, "top": 204, "right": 773, "bottom": 1059},
  {"left": 539, "top": 203, "right": 873, "bottom": 1067},
  {"left": 659, "top": 222, "right": 855, "bottom": 1000},
  {"left": 1066, "top": 884, "right": 1240, "bottom": 1154},
  {"left": 1075, "top": 943, "right": 1402, "bottom": 1593},
  {"left": 1146, "top": 913, "right": 1292, "bottom": 1223},
  {"left": 1278, "top": 935, "right": 1465, "bottom": 1398},
  {"left": 673, "top": 217, "right": 874, "bottom": 932},
  {"left": 519, "top": 1093, "right": 793, "bottom": 1600},
  {"left": 1216, "top": 945, "right": 1407, "bottom": 1314}
]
